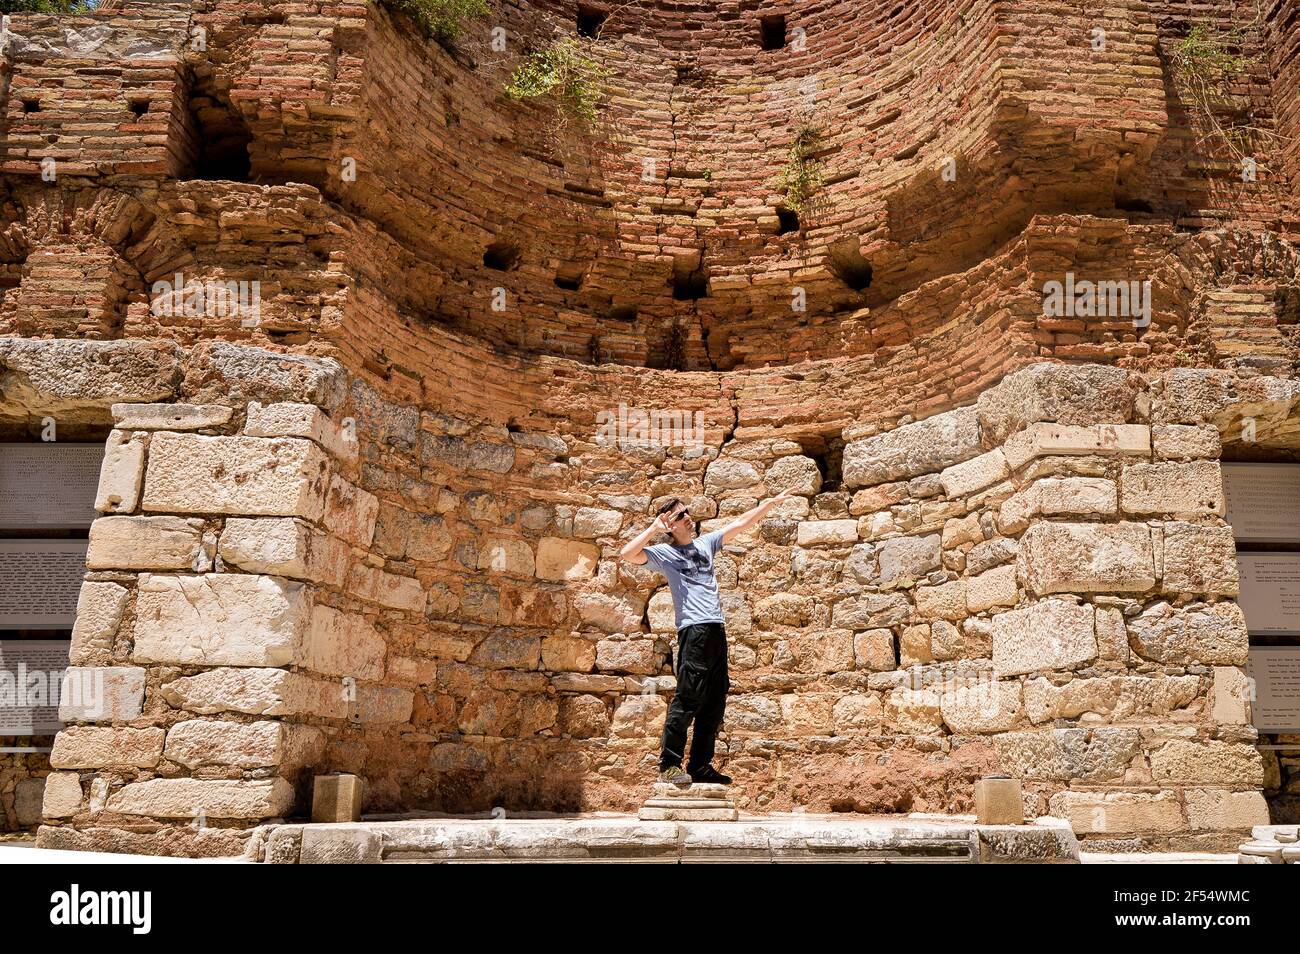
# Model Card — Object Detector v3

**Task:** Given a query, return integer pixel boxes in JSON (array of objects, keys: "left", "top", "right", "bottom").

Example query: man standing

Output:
[{"left": 619, "top": 489, "right": 796, "bottom": 786}]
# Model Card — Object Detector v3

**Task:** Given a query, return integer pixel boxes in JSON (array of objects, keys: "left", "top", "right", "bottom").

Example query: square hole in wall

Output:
[
  {"left": 577, "top": 5, "right": 607, "bottom": 38},
  {"left": 760, "top": 15, "right": 787, "bottom": 51}
]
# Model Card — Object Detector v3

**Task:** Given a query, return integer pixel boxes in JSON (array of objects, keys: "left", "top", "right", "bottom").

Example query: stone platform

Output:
[
  {"left": 248, "top": 812, "right": 1081, "bottom": 864},
  {"left": 638, "top": 782, "right": 739, "bottom": 821}
]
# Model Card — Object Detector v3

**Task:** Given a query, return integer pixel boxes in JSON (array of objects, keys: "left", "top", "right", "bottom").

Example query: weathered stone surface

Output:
[
  {"left": 0, "top": 338, "right": 179, "bottom": 413},
  {"left": 1022, "top": 675, "right": 1200, "bottom": 724},
  {"left": 1160, "top": 522, "right": 1238, "bottom": 596},
  {"left": 572, "top": 507, "right": 623, "bottom": 538},
  {"left": 106, "top": 778, "right": 296, "bottom": 819},
  {"left": 1018, "top": 521, "right": 1155, "bottom": 594},
  {"left": 1048, "top": 790, "right": 1185, "bottom": 833},
  {"left": 914, "top": 579, "right": 967, "bottom": 621},
  {"left": 966, "top": 565, "right": 1018, "bottom": 612},
  {"left": 58, "top": 666, "right": 146, "bottom": 722},
  {"left": 832, "top": 593, "right": 912, "bottom": 629},
  {"left": 999, "top": 477, "right": 1117, "bottom": 532},
  {"left": 50, "top": 726, "right": 164, "bottom": 768},
  {"left": 304, "top": 606, "right": 385, "bottom": 681},
  {"left": 246, "top": 402, "right": 355, "bottom": 462},
  {"left": 348, "top": 564, "right": 425, "bottom": 611},
  {"left": 219, "top": 517, "right": 347, "bottom": 585},
  {"left": 940, "top": 679, "right": 1022, "bottom": 733},
  {"left": 144, "top": 432, "right": 329, "bottom": 519},
  {"left": 68, "top": 581, "right": 129, "bottom": 665},
  {"left": 1149, "top": 739, "right": 1264, "bottom": 786},
  {"left": 765, "top": 455, "right": 822, "bottom": 496},
  {"left": 1183, "top": 789, "right": 1270, "bottom": 830},
  {"left": 86, "top": 515, "right": 204, "bottom": 570},
  {"left": 754, "top": 592, "right": 815, "bottom": 627},
  {"left": 1120, "top": 461, "right": 1224, "bottom": 516},
  {"left": 160, "top": 668, "right": 346, "bottom": 718},
  {"left": 1210, "top": 666, "right": 1251, "bottom": 724},
  {"left": 1002, "top": 422, "right": 1149, "bottom": 470},
  {"left": 164, "top": 720, "right": 285, "bottom": 769},
  {"left": 112, "top": 402, "right": 232, "bottom": 431},
  {"left": 796, "top": 519, "right": 857, "bottom": 546},
  {"left": 477, "top": 537, "right": 536, "bottom": 576},
  {"left": 536, "top": 537, "right": 600, "bottom": 580},
  {"left": 939, "top": 449, "right": 1009, "bottom": 497},
  {"left": 541, "top": 636, "right": 596, "bottom": 672},
  {"left": 782, "top": 630, "right": 855, "bottom": 673},
  {"left": 200, "top": 343, "right": 346, "bottom": 409},
  {"left": 133, "top": 573, "right": 310, "bottom": 667},
  {"left": 978, "top": 363, "right": 1139, "bottom": 443},
  {"left": 1152, "top": 424, "right": 1220, "bottom": 460},
  {"left": 992, "top": 728, "right": 1141, "bottom": 781},
  {"left": 991, "top": 600, "right": 1097, "bottom": 676},
  {"left": 41, "top": 772, "right": 83, "bottom": 820},
  {"left": 703, "top": 458, "right": 760, "bottom": 494},
  {"left": 877, "top": 534, "right": 940, "bottom": 584},
  {"left": 1127, "top": 601, "right": 1249, "bottom": 665},
  {"left": 94, "top": 429, "right": 147, "bottom": 514},
  {"left": 595, "top": 638, "right": 659, "bottom": 675},
  {"left": 842, "top": 407, "right": 981, "bottom": 488},
  {"left": 611, "top": 694, "right": 668, "bottom": 737},
  {"left": 853, "top": 629, "right": 895, "bottom": 670}
]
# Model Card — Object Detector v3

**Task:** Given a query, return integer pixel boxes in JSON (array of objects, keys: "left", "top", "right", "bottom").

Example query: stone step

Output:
[{"left": 253, "top": 814, "right": 1081, "bottom": 864}]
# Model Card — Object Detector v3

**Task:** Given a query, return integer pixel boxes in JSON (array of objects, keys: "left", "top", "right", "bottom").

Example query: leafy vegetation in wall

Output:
[
  {"left": 504, "top": 36, "right": 610, "bottom": 129},
  {"left": 778, "top": 124, "right": 824, "bottom": 213},
  {"left": 1167, "top": 21, "right": 1260, "bottom": 157},
  {"left": 373, "top": 0, "right": 489, "bottom": 46},
  {"left": 0, "top": 1, "right": 98, "bottom": 12}
]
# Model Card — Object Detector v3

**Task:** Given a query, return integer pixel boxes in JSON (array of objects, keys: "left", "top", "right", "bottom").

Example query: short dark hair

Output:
[{"left": 656, "top": 497, "right": 684, "bottom": 516}]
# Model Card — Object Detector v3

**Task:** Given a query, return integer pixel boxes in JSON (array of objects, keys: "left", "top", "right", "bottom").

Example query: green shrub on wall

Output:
[
  {"left": 373, "top": 0, "right": 490, "bottom": 46},
  {"left": 0, "top": 1, "right": 97, "bottom": 12},
  {"left": 779, "top": 124, "right": 824, "bottom": 213},
  {"left": 504, "top": 36, "right": 610, "bottom": 129}
]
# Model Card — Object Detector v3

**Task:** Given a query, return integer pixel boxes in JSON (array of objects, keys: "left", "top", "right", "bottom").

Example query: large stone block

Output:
[
  {"left": 105, "top": 778, "right": 296, "bottom": 819},
  {"left": 1047, "top": 790, "right": 1186, "bottom": 834},
  {"left": 164, "top": 720, "right": 285, "bottom": 769},
  {"left": 992, "top": 728, "right": 1141, "bottom": 782},
  {"left": 796, "top": 519, "right": 858, "bottom": 545},
  {"left": 142, "top": 433, "right": 329, "bottom": 518},
  {"left": 0, "top": 338, "right": 179, "bottom": 412},
  {"left": 68, "top": 581, "right": 129, "bottom": 665},
  {"left": 939, "top": 449, "right": 1010, "bottom": 498},
  {"left": 1127, "top": 601, "right": 1249, "bottom": 665},
  {"left": 1120, "top": 461, "right": 1224, "bottom": 516},
  {"left": 991, "top": 599, "right": 1097, "bottom": 676},
  {"left": 86, "top": 515, "right": 204, "bottom": 570},
  {"left": 304, "top": 606, "right": 385, "bottom": 681},
  {"left": 111, "top": 402, "right": 233, "bottom": 431},
  {"left": 977, "top": 363, "right": 1139, "bottom": 444},
  {"left": 476, "top": 537, "right": 536, "bottom": 577},
  {"left": 536, "top": 537, "right": 600, "bottom": 580},
  {"left": 49, "top": 726, "right": 164, "bottom": 768},
  {"left": 842, "top": 407, "right": 981, "bottom": 488},
  {"left": 218, "top": 517, "right": 347, "bottom": 585},
  {"left": 1022, "top": 675, "right": 1200, "bottom": 724},
  {"left": 132, "top": 573, "right": 310, "bottom": 667},
  {"left": 1160, "top": 522, "right": 1238, "bottom": 596},
  {"left": 160, "top": 667, "right": 347, "bottom": 718},
  {"left": 940, "top": 679, "right": 1022, "bottom": 733},
  {"left": 94, "top": 429, "right": 147, "bottom": 514},
  {"left": 1183, "top": 789, "right": 1270, "bottom": 830},
  {"left": 966, "top": 564, "right": 1019, "bottom": 612},
  {"left": 1017, "top": 521, "right": 1155, "bottom": 595},
  {"left": 1002, "top": 423, "right": 1149, "bottom": 470},
  {"left": 58, "top": 666, "right": 146, "bottom": 721},
  {"left": 41, "top": 772, "right": 83, "bottom": 819},
  {"left": 877, "top": 533, "right": 940, "bottom": 584},
  {"left": 245, "top": 401, "right": 356, "bottom": 463},
  {"left": 1149, "top": 739, "right": 1264, "bottom": 786},
  {"left": 998, "top": 477, "right": 1117, "bottom": 532},
  {"left": 348, "top": 564, "right": 425, "bottom": 611}
]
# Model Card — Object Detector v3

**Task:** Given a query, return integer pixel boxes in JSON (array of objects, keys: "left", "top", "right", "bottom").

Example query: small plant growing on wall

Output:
[
  {"left": 1167, "top": 20, "right": 1268, "bottom": 160},
  {"left": 778, "top": 123, "right": 824, "bottom": 213},
  {"left": 504, "top": 36, "right": 611, "bottom": 130},
  {"left": 372, "top": 0, "right": 490, "bottom": 47}
]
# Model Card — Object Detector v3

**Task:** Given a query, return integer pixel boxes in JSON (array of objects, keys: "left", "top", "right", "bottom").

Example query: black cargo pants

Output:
[{"left": 659, "top": 622, "right": 729, "bottom": 773}]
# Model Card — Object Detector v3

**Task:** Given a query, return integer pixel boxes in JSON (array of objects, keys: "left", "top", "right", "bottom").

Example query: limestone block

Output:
[
  {"left": 1048, "top": 790, "right": 1185, "bottom": 834},
  {"left": 966, "top": 565, "right": 1018, "bottom": 613},
  {"left": 58, "top": 666, "right": 146, "bottom": 721},
  {"left": 1127, "top": 601, "right": 1249, "bottom": 665},
  {"left": 940, "top": 680, "right": 1023, "bottom": 733},
  {"left": 992, "top": 728, "right": 1140, "bottom": 782},
  {"left": 796, "top": 519, "right": 857, "bottom": 545},
  {"left": 1160, "top": 522, "right": 1238, "bottom": 596},
  {"left": 703, "top": 458, "right": 760, "bottom": 494},
  {"left": 1211, "top": 666, "right": 1252, "bottom": 724},
  {"left": 1149, "top": 739, "right": 1264, "bottom": 786},
  {"left": 611, "top": 694, "right": 668, "bottom": 737},
  {"left": 477, "top": 537, "right": 536, "bottom": 576},
  {"left": 106, "top": 778, "right": 296, "bottom": 819},
  {"left": 899, "top": 624, "right": 934, "bottom": 666},
  {"left": 1152, "top": 424, "right": 1220, "bottom": 460},
  {"left": 784, "top": 630, "right": 855, "bottom": 673},
  {"left": 877, "top": 533, "right": 940, "bottom": 584},
  {"left": 573, "top": 590, "right": 645, "bottom": 633},
  {"left": 883, "top": 687, "right": 945, "bottom": 734},
  {"left": 351, "top": 685, "right": 414, "bottom": 723},
  {"left": 94, "top": 429, "right": 147, "bottom": 514},
  {"left": 999, "top": 478, "right": 1117, "bottom": 533},
  {"left": 41, "top": 772, "right": 83, "bottom": 819},
  {"left": 1022, "top": 674, "right": 1199, "bottom": 724},
  {"left": 219, "top": 517, "right": 347, "bottom": 585},
  {"left": 348, "top": 564, "right": 424, "bottom": 611},
  {"left": 939, "top": 449, "right": 1010, "bottom": 498},
  {"left": 780, "top": 693, "right": 835, "bottom": 734},
  {"left": 976, "top": 364, "right": 1138, "bottom": 444},
  {"left": 1095, "top": 606, "right": 1129, "bottom": 663},
  {"left": 832, "top": 593, "right": 911, "bottom": 629},
  {"left": 0, "top": 338, "right": 179, "bottom": 411},
  {"left": 853, "top": 629, "right": 895, "bottom": 670},
  {"left": 143, "top": 433, "right": 328, "bottom": 519},
  {"left": 304, "top": 606, "right": 385, "bottom": 681},
  {"left": 536, "top": 537, "right": 600, "bottom": 580},
  {"left": 312, "top": 774, "right": 364, "bottom": 823},
  {"left": 323, "top": 475, "right": 378, "bottom": 546},
  {"left": 245, "top": 401, "right": 356, "bottom": 463},
  {"left": 595, "top": 638, "right": 659, "bottom": 675},
  {"left": 1120, "top": 461, "right": 1224, "bottom": 516},
  {"left": 754, "top": 593, "right": 815, "bottom": 626},
  {"left": 13, "top": 779, "right": 42, "bottom": 826},
  {"left": 991, "top": 599, "right": 1097, "bottom": 676},
  {"left": 160, "top": 667, "right": 347, "bottom": 718},
  {"left": 974, "top": 777, "right": 1024, "bottom": 824},
  {"left": 111, "top": 403, "right": 233, "bottom": 431},
  {"left": 765, "top": 455, "right": 822, "bottom": 496},
  {"left": 164, "top": 720, "right": 285, "bottom": 769},
  {"left": 86, "top": 515, "right": 204, "bottom": 570},
  {"left": 132, "top": 573, "right": 310, "bottom": 667},
  {"left": 1184, "top": 789, "right": 1270, "bottom": 830},
  {"left": 50, "top": 726, "right": 164, "bottom": 768},
  {"left": 1018, "top": 521, "right": 1155, "bottom": 594},
  {"left": 68, "top": 581, "right": 129, "bottom": 664},
  {"left": 559, "top": 694, "right": 611, "bottom": 737},
  {"left": 833, "top": 692, "right": 884, "bottom": 732},
  {"left": 572, "top": 507, "right": 623, "bottom": 538},
  {"left": 647, "top": 590, "right": 676, "bottom": 632},
  {"left": 469, "top": 633, "right": 541, "bottom": 670},
  {"left": 1002, "top": 422, "right": 1149, "bottom": 470},
  {"left": 842, "top": 407, "right": 981, "bottom": 487},
  {"left": 914, "top": 579, "right": 967, "bottom": 621},
  {"left": 541, "top": 636, "right": 596, "bottom": 672}
]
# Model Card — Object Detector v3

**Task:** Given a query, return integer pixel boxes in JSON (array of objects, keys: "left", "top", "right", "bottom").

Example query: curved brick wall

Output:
[{"left": 0, "top": 0, "right": 1297, "bottom": 855}]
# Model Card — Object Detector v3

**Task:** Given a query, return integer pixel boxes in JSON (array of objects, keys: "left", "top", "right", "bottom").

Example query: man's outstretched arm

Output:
[
  {"left": 619, "top": 511, "right": 675, "bottom": 565},
  {"left": 719, "top": 487, "right": 798, "bottom": 544}
]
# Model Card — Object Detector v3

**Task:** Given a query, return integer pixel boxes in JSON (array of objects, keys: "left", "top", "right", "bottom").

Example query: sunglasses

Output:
[{"left": 667, "top": 509, "right": 691, "bottom": 524}]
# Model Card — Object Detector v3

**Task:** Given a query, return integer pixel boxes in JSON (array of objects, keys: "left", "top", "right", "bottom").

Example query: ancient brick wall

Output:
[{"left": 0, "top": 1, "right": 1297, "bottom": 855}]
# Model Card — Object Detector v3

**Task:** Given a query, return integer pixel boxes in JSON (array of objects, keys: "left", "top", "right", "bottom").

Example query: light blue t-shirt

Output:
[{"left": 643, "top": 529, "right": 726, "bottom": 630}]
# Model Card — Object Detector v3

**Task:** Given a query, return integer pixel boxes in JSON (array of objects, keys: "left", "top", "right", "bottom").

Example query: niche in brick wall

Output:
[
  {"left": 484, "top": 241, "right": 521, "bottom": 271},
  {"left": 776, "top": 206, "right": 800, "bottom": 235},
  {"left": 828, "top": 238, "right": 873, "bottom": 292},
  {"left": 577, "top": 5, "right": 608, "bottom": 38},
  {"left": 798, "top": 435, "right": 843, "bottom": 491},
  {"left": 672, "top": 252, "right": 710, "bottom": 300},
  {"left": 183, "top": 74, "right": 252, "bottom": 182},
  {"left": 760, "top": 15, "right": 787, "bottom": 51}
]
